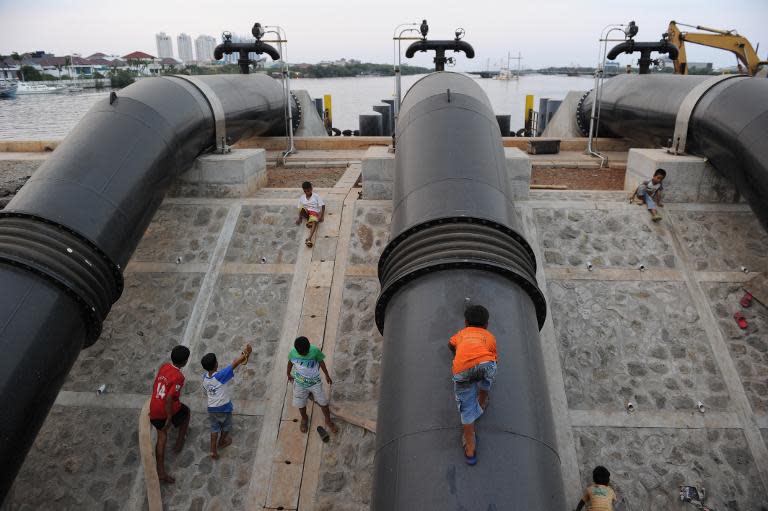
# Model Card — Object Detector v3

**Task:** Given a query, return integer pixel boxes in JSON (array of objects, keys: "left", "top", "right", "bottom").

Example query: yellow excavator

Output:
[{"left": 667, "top": 21, "right": 768, "bottom": 76}]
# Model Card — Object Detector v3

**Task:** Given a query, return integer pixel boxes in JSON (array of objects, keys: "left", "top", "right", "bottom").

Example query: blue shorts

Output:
[
  {"left": 453, "top": 361, "right": 497, "bottom": 425},
  {"left": 209, "top": 412, "right": 232, "bottom": 434}
]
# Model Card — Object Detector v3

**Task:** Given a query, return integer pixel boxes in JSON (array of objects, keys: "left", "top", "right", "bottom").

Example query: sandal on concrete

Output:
[
  {"left": 734, "top": 311, "right": 748, "bottom": 329},
  {"left": 462, "top": 432, "right": 477, "bottom": 466}
]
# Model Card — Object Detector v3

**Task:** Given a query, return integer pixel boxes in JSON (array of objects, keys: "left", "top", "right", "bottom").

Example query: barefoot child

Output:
[
  {"left": 633, "top": 168, "right": 666, "bottom": 222},
  {"left": 149, "top": 345, "right": 191, "bottom": 483},
  {"left": 575, "top": 466, "right": 617, "bottom": 511},
  {"left": 200, "top": 344, "right": 252, "bottom": 459},
  {"left": 449, "top": 305, "right": 497, "bottom": 466},
  {"left": 287, "top": 336, "right": 338, "bottom": 435},
  {"left": 295, "top": 181, "right": 325, "bottom": 247}
]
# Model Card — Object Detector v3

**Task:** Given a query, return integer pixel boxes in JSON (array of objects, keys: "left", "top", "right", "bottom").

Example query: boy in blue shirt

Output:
[
  {"left": 286, "top": 336, "right": 338, "bottom": 434},
  {"left": 201, "top": 344, "right": 252, "bottom": 459}
]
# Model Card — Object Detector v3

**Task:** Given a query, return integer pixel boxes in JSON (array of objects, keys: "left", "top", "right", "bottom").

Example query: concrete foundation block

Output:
[
  {"left": 361, "top": 146, "right": 394, "bottom": 199},
  {"left": 362, "top": 146, "right": 531, "bottom": 201},
  {"left": 175, "top": 149, "right": 267, "bottom": 197},
  {"left": 504, "top": 147, "right": 531, "bottom": 200},
  {"left": 626, "top": 148, "right": 739, "bottom": 203}
]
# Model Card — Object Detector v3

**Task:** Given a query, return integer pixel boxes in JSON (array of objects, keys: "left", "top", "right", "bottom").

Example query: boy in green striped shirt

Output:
[{"left": 286, "top": 336, "right": 338, "bottom": 434}]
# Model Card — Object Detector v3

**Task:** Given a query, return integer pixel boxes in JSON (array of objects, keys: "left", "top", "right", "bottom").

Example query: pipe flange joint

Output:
[
  {"left": 375, "top": 217, "right": 546, "bottom": 333},
  {"left": 0, "top": 212, "right": 123, "bottom": 347}
]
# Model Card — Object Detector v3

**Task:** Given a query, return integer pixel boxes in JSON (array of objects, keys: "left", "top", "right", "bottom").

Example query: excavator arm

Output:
[{"left": 668, "top": 21, "right": 767, "bottom": 76}]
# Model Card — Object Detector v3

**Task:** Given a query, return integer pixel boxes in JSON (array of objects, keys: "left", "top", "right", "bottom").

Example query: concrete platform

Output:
[
  {"left": 626, "top": 148, "right": 741, "bottom": 203},
  {"left": 361, "top": 146, "right": 532, "bottom": 200},
  {"left": 4, "top": 148, "right": 768, "bottom": 511},
  {"left": 174, "top": 149, "right": 267, "bottom": 198}
]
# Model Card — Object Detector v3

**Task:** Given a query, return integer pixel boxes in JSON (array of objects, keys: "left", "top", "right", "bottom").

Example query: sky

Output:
[{"left": 1, "top": 0, "right": 766, "bottom": 70}]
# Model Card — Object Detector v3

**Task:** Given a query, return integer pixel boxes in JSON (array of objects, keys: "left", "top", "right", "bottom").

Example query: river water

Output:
[{"left": 0, "top": 74, "right": 595, "bottom": 140}]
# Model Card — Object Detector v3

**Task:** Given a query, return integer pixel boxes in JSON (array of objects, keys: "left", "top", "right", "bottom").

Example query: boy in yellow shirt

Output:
[{"left": 575, "top": 466, "right": 617, "bottom": 511}]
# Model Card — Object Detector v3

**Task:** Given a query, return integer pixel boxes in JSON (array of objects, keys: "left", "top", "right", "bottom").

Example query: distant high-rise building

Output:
[
  {"left": 177, "top": 33, "right": 194, "bottom": 63},
  {"left": 155, "top": 32, "right": 173, "bottom": 59},
  {"left": 194, "top": 35, "right": 217, "bottom": 63}
]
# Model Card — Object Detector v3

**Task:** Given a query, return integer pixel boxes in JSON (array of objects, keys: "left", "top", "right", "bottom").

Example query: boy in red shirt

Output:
[
  {"left": 149, "top": 345, "right": 190, "bottom": 483},
  {"left": 448, "top": 305, "right": 497, "bottom": 465}
]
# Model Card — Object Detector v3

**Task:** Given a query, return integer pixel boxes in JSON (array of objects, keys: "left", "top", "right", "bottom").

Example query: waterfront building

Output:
[
  {"left": 177, "top": 33, "right": 194, "bottom": 64},
  {"left": 194, "top": 35, "right": 217, "bottom": 63},
  {"left": 155, "top": 32, "right": 174, "bottom": 59}
]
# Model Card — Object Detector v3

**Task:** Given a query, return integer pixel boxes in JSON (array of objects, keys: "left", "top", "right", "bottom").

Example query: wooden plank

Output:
[
  {"left": 245, "top": 243, "right": 315, "bottom": 509},
  {"left": 298, "top": 314, "right": 327, "bottom": 345},
  {"left": 297, "top": 187, "right": 359, "bottom": 510},
  {"left": 307, "top": 261, "right": 335, "bottom": 288},
  {"left": 301, "top": 286, "right": 331, "bottom": 318},
  {"left": 138, "top": 399, "right": 163, "bottom": 511},
  {"left": 221, "top": 263, "right": 295, "bottom": 275},
  {"left": 274, "top": 419, "right": 310, "bottom": 463},
  {"left": 344, "top": 265, "right": 378, "bottom": 278},
  {"left": 330, "top": 403, "right": 377, "bottom": 433},
  {"left": 266, "top": 461, "right": 304, "bottom": 510},
  {"left": 745, "top": 273, "right": 768, "bottom": 308}
]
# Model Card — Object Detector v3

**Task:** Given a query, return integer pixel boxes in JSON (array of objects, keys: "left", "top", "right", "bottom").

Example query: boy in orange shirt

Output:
[
  {"left": 448, "top": 305, "right": 497, "bottom": 465},
  {"left": 575, "top": 466, "right": 617, "bottom": 511}
]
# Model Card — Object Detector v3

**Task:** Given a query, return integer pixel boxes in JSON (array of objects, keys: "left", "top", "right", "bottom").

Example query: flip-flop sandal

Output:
[
  {"left": 740, "top": 291, "right": 753, "bottom": 308},
  {"left": 300, "top": 417, "right": 308, "bottom": 433},
  {"left": 734, "top": 311, "right": 748, "bottom": 329},
  {"left": 317, "top": 425, "right": 330, "bottom": 443},
  {"left": 461, "top": 433, "right": 477, "bottom": 466}
]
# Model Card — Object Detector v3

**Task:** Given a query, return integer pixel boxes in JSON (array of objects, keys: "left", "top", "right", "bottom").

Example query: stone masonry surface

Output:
[
  {"left": 189, "top": 274, "right": 292, "bottom": 403},
  {"left": 671, "top": 211, "right": 768, "bottom": 273},
  {"left": 348, "top": 203, "right": 391, "bottom": 265},
  {"left": 331, "top": 278, "right": 383, "bottom": 404},
  {"left": 64, "top": 272, "right": 203, "bottom": 394},
  {"left": 548, "top": 280, "right": 730, "bottom": 411},
  {"left": 8, "top": 406, "right": 139, "bottom": 511},
  {"left": 134, "top": 204, "right": 228, "bottom": 264},
  {"left": 704, "top": 282, "right": 768, "bottom": 414},
  {"left": 315, "top": 277, "right": 381, "bottom": 510},
  {"left": 534, "top": 208, "right": 677, "bottom": 269},
  {"left": 225, "top": 205, "right": 301, "bottom": 265},
  {"left": 314, "top": 422, "right": 376, "bottom": 511},
  {"left": 153, "top": 414, "right": 263, "bottom": 510},
  {"left": 574, "top": 427, "right": 767, "bottom": 510}
]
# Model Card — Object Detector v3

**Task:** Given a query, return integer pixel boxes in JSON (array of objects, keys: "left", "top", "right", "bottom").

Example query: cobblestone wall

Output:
[
  {"left": 64, "top": 272, "right": 203, "bottom": 394},
  {"left": 534, "top": 208, "right": 677, "bottom": 269},
  {"left": 671, "top": 211, "right": 768, "bottom": 273},
  {"left": 704, "top": 282, "right": 768, "bottom": 414},
  {"left": 226, "top": 205, "right": 301, "bottom": 265},
  {"left": 574, "top": 427, "right": 767, "bottom": 510},
  {"left": 190, "top": 274, "right": 292, "bottom": 402},
  {"left": 348, "top": 204, "right": 391, "bottom": 265},
  {"left": 330, "top": 278, "right": 382, "bottom": 403},
  {"left": 548, "top": 280, "right": 730, "bottom": 411},
  {"left": 134, "top": 204, "right": 229, "bottom": 264},
  {"left": 8, "top": 406, "right": 139, "bottom": 510}
]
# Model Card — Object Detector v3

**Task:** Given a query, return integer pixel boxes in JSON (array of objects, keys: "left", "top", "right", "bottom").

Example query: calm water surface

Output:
[{"left": 0, "top": 74, "right": 595, "bottom": 140}]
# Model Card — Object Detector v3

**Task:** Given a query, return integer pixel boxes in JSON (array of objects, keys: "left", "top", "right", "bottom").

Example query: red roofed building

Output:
[{"left": 122, "top": 51, "right": 155, "bottom": 60}]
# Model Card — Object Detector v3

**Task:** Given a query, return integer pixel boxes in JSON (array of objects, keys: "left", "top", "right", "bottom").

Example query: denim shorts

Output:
[
  {"left": 209, "top": 412, "right": 232, "bottom": 434},
  {"left": 453, "top": 361, "right": 497, "bottom": 425}
]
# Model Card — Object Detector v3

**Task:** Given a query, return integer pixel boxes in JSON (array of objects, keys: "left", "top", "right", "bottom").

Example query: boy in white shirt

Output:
[
  {"left": 296, "top": 181, "right": 325, "bottom": 247},
  {"left": 201, "top": 344, "right": 252, "bottom": 459}
]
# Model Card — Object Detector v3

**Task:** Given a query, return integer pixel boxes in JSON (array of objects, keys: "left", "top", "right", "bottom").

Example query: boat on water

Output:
[
  {"left": 0, "top": 79, "right": 17, "bottom": 98},
  {"left": 15, "top": 82, "right": 67, "bottom": 95}
]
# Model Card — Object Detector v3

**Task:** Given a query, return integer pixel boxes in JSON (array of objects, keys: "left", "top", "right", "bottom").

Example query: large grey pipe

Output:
[
  {"left": 372, "top": 72, "right": 565, "bottom": 509},
  {"left": 0, "top": 74, "right": 291, "bottom": 500},
  {"left": 577, "top": 74, "right": 768, "bottom": 231}
]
